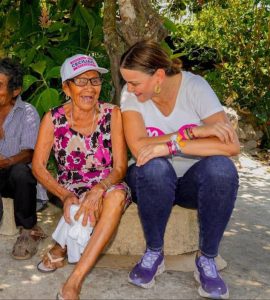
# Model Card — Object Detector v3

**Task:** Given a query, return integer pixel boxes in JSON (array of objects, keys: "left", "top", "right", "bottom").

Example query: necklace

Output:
[{"left": 70, "top": 105, "right": 97, "bottom": 135}]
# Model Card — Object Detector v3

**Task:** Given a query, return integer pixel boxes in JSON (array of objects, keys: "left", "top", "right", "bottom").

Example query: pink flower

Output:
[
  {"left": 94, "top": 135, "right": 111, "bottom": 165},
  {"left": 55, "top": 126, "right": 70, "bottom": 148},
  {"left": 67, "top": 151, "right": 86, "bottom": 169}
]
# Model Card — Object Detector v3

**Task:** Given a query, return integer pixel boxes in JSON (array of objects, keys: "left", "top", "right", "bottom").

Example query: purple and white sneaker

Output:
[
  {"left": 128, "top": 248, "right": 165, "bottom": 288},
  {"left": 194, "top": 255, "right": 229, "bottom": 299}
]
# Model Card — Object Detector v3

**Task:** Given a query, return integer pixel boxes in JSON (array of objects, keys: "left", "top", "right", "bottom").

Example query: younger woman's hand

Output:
[
  {"left": 63, "top": 193, "right": 80, "bottom": 224},
  {"left": 193, "top": 122, "right": 235, "bottom": 144},
  {"left": 136, "top": 143, "right": 169, "bottom": 167}
]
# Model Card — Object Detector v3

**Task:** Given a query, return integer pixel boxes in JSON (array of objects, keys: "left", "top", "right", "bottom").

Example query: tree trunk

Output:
[
  {"left": 103, "top": 0, "right": 125, "bottom": 105},
  {"left": 118, "top": 0, "right": 167, "bottom": 46},
  {"left": 103, "top": 0, "right": 167, "bottom": 104}
]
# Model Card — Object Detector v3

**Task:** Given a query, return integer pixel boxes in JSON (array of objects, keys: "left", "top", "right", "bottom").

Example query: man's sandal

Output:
[
  {"left": 11, "top": 226, "right": 47, "bottom": 260},
  {"left": 37, "top": 249, "right": 66, "bottom": 273}
]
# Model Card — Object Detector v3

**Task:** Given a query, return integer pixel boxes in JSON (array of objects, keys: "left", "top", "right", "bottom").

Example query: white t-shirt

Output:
[{"left": 120, "top": 71, "right": 223, "bottom": 177}]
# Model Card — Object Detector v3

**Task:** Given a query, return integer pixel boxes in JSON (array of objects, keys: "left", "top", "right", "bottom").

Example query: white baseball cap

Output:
[{"left": 60, "top": 54, "right": 108, "bottom": 83}]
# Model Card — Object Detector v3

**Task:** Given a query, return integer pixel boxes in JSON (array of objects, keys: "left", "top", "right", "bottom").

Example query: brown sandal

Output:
[
  {"left": 37, "top": 245, "right": 67, "bottom": 273},
  {"left": 11, "top": 226, "right": 47, "bottom": 260}
]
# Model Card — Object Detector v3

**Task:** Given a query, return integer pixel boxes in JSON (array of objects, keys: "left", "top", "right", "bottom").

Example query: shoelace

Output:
[
  {"left": 199, "top": 256, "right": 218, "bottom": 278},
  {"left": 141, "top": 249, "right": 161, "bottom": 269}
]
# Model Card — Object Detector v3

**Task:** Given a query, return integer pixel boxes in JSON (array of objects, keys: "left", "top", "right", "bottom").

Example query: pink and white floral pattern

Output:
[{"left": 51, "top": 102, "right": 131, "bottom": 203}]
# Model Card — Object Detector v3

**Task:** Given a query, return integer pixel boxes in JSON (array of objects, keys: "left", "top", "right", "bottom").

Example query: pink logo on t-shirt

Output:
[
  {"left": 178, "top": 124, "right": 197, "bottom": 137},
  {"left": 146, "top": 127, "right": 165, "bottom": 137}
]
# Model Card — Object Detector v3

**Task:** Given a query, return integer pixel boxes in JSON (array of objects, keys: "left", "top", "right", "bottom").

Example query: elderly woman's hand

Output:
[
  {"left": 63, "top": 193, "right": 80, "bottom": 224},
  {"left": 136, "top": 143, "right": 169, "bottom": 167},
  {"left": 192, "top": 122, "right": 235, "bottom": 144},
  {"left": 74, "top": 186, "right": 104, "bottom": 227}
]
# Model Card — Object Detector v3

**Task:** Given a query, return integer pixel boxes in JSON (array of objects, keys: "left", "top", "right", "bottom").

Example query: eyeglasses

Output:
[{"left": 69, "top": 77, "right": 103, "bottom": 87}]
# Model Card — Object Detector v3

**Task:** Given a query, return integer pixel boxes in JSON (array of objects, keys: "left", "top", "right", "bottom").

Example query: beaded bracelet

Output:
[
  {"left": 166, "top": 140, "right": 177, "bottom": 155},
  {"left": 168, "top": 133, "right": 186, "bottom": 155},
  {"left": 185, "top": 127, "right": 196, "bottom": 140},
  {"left": 178, "top": 125, "right": 197, "bottom": 140}
]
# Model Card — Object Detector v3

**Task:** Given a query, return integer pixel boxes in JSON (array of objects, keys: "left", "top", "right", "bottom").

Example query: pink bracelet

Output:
[{"left": 166, "top": 141, "right": 177, "bottom": 155}]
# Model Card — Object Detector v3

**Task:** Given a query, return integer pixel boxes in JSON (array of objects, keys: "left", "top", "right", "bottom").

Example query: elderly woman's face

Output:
[
  {"left": 63, "top": 70, "right": 102, "bottom": 111},
  {"left": 0, "top": 73, "right": 14, "bottom": 107}
]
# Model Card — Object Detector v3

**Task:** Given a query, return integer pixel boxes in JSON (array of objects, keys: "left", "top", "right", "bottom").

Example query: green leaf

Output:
[
  {"left": 163, "top": 17, "right": 177, "bottom": 33},
  {"left": 47, "top": 48, "right": 70, "bottom": 65},
  {"left": 19, "top": 0, "right": 40, "bottom": 37},
  {"left": 73, "top": 5, "right": 87, "bottom": 27},
  {"left": 22, "top": 75, "right": 39, "bottom": 92},
  {"left": 6, "top": 8, "right": 18, "bottom": 28},
  {"left": 58, "top": 0, "right": 74, "bottom": 10},
  {"left": 45, "top": 66, "right": 61, "bottom": 80},
  {"left": 78, "top": 5, "right": 95, "bottom": 31},
  {"left": 170, "top": 52, "right": 188, "bottom": 59},
  {"left": 47, "top": 22, "right": 63, "bottom": 33},
  {"left": 30, "top": 61, "right": 47, "bottom": 76},
  {"left": 39, "top": 88, "right": 60, "bottom": 112},
  {"left": 23, "top": 48, "right": 36, "bottom": 66},
  {"left": 161, "top": 40, "right": 173, "bottom": 56},
  {"left": 31, "top": 94, "right": 44, "bottom": 118}
]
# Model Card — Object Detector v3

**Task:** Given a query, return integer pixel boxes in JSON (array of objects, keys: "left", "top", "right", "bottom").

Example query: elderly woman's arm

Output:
[
  {"left": 101, "top": 106, "right": 128, "bottom": 185},
  {"left": 32, "top": 112, "right": 79, "bottom": 218}
]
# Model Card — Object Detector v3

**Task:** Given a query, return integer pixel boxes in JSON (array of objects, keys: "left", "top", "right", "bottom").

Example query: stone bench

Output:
[
  {"left": 0, "top": 197, "right": 199, "bottom": 254},
  {"left": 0, "top": 197, "right": 19, "bottom": 236},
  {"left": 105, "top": 203, "right": 199, "bottom": 255}
]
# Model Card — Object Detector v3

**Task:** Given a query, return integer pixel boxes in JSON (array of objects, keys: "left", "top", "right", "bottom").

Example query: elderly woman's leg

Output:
[{"left": 60, "top": 189, "right": 126, "bottom": 299}]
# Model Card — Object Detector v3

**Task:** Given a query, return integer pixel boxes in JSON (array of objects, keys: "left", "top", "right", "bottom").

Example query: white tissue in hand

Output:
[
  {"left": 52, "top": 204, "right": 93, "bottom": 263},
  {"left": 68, "top": 205, "right": 93, "bottom": 247}
]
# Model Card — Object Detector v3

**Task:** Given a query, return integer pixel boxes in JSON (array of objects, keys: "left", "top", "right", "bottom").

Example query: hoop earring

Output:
[
  {"left": 65, "top": 95, "right": 71, "bottom": 102},
  {"left": 154, "top": 85, "right": 161, "bottom": 94}
]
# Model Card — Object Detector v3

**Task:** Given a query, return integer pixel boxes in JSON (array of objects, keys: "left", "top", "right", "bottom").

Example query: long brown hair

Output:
[{"left": 120, "top": 40, "right": 181, "bottom": 76}]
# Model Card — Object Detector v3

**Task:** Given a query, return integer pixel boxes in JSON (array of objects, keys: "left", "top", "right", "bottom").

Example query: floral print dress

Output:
[{"left": 50, "top": 102, "right": 131, "bottom": 204}]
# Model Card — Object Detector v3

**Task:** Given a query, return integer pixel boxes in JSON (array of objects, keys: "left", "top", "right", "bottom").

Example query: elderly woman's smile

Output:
[{"left": 64, "top": 70, "right": 102, "bottom": 111}]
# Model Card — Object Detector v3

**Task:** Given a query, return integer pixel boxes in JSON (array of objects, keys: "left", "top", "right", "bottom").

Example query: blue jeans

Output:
[{"left": 126, "top": 156, "right": 239, "bottom": 258}]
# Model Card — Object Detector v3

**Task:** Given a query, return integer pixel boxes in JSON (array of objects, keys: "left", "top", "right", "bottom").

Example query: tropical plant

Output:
[
  {"left": 1, "top": 0, "right": 269, "bottom": 147},
  {"left": 0, "top": 0, "right": 110, "bottom": 117},
  {"left": 165, "top": 0, "right": 270, "bottom": 147}
]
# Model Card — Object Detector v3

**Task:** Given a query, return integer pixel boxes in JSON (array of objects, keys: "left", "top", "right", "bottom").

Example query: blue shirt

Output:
[{"left": 0, "top": 96, "right": 40, "bottom": 157}]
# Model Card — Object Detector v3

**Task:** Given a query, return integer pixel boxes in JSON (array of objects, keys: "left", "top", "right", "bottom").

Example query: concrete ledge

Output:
[
  {"left": 104, "top": 204, "right": 199, "bottom": 255},
  {"left": 0, "top": 197, "right": 18, "bottom": 236}
]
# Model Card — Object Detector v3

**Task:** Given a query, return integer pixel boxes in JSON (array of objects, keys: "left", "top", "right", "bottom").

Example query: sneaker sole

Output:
[
  {"left": 128, "top": 259, "right": 165, "bottom": 289},
  {"left": 194, "top": 268, "right": 229, "bottom": 300}
]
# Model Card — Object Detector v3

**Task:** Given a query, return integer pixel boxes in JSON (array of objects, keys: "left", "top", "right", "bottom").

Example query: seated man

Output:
[{"left": 0, "top": 57, "right": 46, "bottom": 260}]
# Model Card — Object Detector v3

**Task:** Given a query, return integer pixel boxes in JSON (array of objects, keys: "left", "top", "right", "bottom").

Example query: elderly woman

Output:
[
  {"left": 32, "top": 54, "right": 130, "bottom": 300},
  {"left": 120, "top": 40, "right": 240, "bottom": 299}
]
